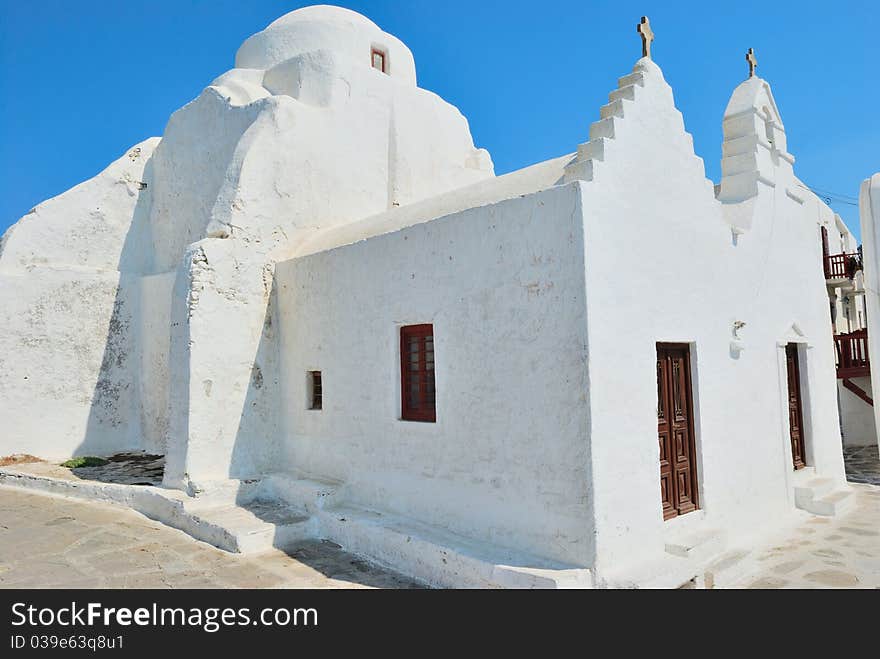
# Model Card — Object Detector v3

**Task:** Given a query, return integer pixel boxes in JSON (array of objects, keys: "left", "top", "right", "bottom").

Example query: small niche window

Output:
[
  {"left": 400, "top": 324, "right": 435, "bottom": 422},
  {"left": 309, "top": 371, "right": 322, "bottom": 410},
  {"left": 371, "top": 48, "right": 387, "bottom": 74}
]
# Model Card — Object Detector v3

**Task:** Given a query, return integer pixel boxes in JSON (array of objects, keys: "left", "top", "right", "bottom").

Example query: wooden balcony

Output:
[
  {"left": 824, "top": 252, "right": 862, "bottom": 281},
  {"left": 835, "top": 329, "right": 870, "bottom": 379}
]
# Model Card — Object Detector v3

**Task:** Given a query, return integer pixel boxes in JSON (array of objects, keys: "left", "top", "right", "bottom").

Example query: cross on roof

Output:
[
  {"left": 746, "top": 48, "right": 757, "bottom": 78},
  {"left": 637, "top": 16, "right": 654, "bottom": 59}
]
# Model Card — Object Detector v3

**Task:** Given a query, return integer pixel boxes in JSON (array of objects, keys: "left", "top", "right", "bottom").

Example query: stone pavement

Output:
[
  {"left": 844, "top": 444, "right": 880, "bottom": 486},
  {"left": 0, "top": 488, "right": 420, "bottom": 589},
  {"left": 2, "top": 447, "right": 878, "bottom": 589},
  {"left": 730, "top": 484, "right": 880, "bottom": 589}
]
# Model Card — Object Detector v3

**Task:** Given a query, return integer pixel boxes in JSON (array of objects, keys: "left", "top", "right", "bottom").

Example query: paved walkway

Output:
[
  {"left": 0, "top": 488, "right": 419, "bottom": 589},
  {"left": 2, "top": 445, "right": 878, "bottom": 589},
  {"left": 731, "top": 484, "right": 880, "bottom": 589},
  {"left": 844, "top": 444, "right": 880, "bottom": 485}
]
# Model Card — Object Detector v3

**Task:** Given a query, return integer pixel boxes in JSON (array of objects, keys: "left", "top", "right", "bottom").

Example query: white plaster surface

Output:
[
  {"left": 576, "top": 59, "right": 845, "bottom": 578},
  {"left": 0, "top": 139, "right": 159, "bottom": 459},
  {"left": 838, "top": 378, "right": 876, "bottom": 447},
  {"left": 0, "top": 6, "right": 859, "bottom": 587},
  {"left": 276, "top": 183, "right": 592, "bottom": 567},
  {"left": 859, "top": 173, "right": 880, "bottom": 451},
  {"left": 272, "top": 57, "right": 849, "bottom": 581}
]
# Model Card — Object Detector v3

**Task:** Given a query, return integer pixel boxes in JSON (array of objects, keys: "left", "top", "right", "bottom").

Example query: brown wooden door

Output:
[
  {"left": 785, "top": 344, "right": 807, "bottom": 470},
  {"left": 821, "top": 226, "right": 830, "bottom": 278},
  {"left": 657, "top": 344, "right": 699, "bottom": 520}
]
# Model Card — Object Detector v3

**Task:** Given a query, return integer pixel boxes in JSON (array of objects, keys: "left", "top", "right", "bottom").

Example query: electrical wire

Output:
[{"left": 797, "top": 182, "right": 859, "bottom": 207}]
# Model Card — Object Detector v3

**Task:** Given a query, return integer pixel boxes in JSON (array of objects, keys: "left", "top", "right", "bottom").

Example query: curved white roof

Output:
[{"left": 235, "top": 4, "right": 417, "bottom": 85}]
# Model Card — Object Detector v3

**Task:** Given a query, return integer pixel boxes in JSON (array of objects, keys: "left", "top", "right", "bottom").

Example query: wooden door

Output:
[
  {"left": 657, "top": 344, "right": 699, "bottom": 520},
  {"left": 821, "top": 226, "right": 830, "bottom": 278},
  {"left": 785, "top": 344, "right": 807, "bottom": 470}
]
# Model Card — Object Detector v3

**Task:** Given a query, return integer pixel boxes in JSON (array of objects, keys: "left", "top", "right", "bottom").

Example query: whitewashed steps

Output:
[
  {"left": 804, "top": 490, "right": 856, "bottom": 516},
  {"left": 609, "top": 84, "right": 638, "bottom": 103},
  {"left": 180, "top": 499, "right": 313, "bottom": 554},
  {"left": 794, "top": 475, "right": 855, "bottom": 517},
  {"left": 702, "top": 549, "right": 753, "bottom": 589},
  {"left": 563, "top": 72, "right": 638, "bottom": 184},
  {"left": 664, "top": 527, "right": 727, "bottom": 563},
  {"left": 617, "top": 71, "right": 646, "bottom": 88}
]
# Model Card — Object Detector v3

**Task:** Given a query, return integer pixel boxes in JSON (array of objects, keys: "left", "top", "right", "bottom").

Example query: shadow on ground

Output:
[
  {"left": 844, "top": 445, "right": 880, "bottom": 485},
  {"left": 68, "top": 452, "right": 165, "bottom": 486}
]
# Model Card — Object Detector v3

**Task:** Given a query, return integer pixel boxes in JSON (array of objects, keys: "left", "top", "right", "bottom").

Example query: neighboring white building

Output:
[
  {"left": 859, "top": 173, "right": 880, "bottom": 451},
  {"left": 0, "top": 6, "right": 859, "bottom": 587},
  {"left": 818, "top": 213, "right": 875, "bottom": 448}
]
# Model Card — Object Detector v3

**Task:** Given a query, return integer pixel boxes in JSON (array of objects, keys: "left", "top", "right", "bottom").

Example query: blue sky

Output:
[{"left": 0, "top": 1, "right": 875, "bottom": 239}]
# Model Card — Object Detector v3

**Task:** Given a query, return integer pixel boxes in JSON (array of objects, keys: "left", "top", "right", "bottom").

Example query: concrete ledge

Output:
[
  {"left": 0, "top": 467, "right": 593, "bottom": 589},
  {"left": 313, "top": 504, "right": 591, "bottom": 589}
]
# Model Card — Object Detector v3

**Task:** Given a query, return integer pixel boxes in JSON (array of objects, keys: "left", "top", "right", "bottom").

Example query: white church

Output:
[{"left": 0, "top": 6, "right": 863, "bottom": 587}]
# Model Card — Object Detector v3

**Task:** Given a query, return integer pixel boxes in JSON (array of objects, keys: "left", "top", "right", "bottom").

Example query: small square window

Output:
[
  {"left": 371, "top": 48, "right": 387, "bottom": 74},
  {"left": 309, "top": 371, "right": 322, "bottom": 410}
]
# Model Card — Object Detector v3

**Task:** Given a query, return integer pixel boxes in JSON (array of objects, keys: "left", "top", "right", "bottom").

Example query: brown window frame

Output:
[
  {"left": 371, "top": 48, "right": 387, "bottom": 74},
  {"left": 309, "top": 371, "right": 322, "bottom": 410},
  {"left": 400, "top": 324, "right": 435, "bottom": 422}
]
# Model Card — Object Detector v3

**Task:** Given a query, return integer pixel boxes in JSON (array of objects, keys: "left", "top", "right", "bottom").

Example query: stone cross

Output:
[
  {"left": 746, "top": 48, "right": 757, "bottom": 78},
  {"left": 637, "top": 16, "right": 654, "bottom": 59}
]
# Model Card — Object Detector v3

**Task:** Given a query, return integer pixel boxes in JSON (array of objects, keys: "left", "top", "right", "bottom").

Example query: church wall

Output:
[
  {"left": 164, "top": 240, "right": 282, "bottom": 489},
  {"left": 575, "top": 61, "right": 845, "bottom": 579},
  {"left": 139, "top": 271, "right": 175, "bottom": 455},
  {"left": 275, "top": 183, "right": 594, "bottom": 567},
  {"left": 0, "top": 270, "right": 143, "bottom": 459},
  {"left": 0, "top": 135, "right": 159, "bottom": 461},
  {"left": 0, "top": 138, "right": 158, "bottom": 276},
  {"left": 145, "top": 21, "right": 491, "bottom": 275}
]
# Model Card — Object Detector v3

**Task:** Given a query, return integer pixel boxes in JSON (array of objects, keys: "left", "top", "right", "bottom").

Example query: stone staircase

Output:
[
  {"left": 177, "top": 497, "right": 314, "bottom": 554},
  {"left": 664, "top": 527, "right": 727, "bottom": 563},
  {"left": 563, "top": 69, "right": 647, "bottom": 184},
  {"left": 562, "top": 59, "right": 715, "bottom": 202},
  {"left": 793, "top": 469, "right": 855, "bottom": 516},
  {"left": 599, "top": 525, "right": 730, "bottom": 588}
]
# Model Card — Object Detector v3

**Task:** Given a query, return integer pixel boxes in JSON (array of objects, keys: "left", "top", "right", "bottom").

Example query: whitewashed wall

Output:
[
  {"left": 0, "top": 270, "right": 141, "bottom": 459},
  {"left": 145, "top": 6, "right": 491, "bottom": 275},
  {"left": 139, "top": 272, "right": 175, "bottom": 454},
  {"left": 574, "top": 60, "right": 845, "bottom": 578},
  {"left": 838, "top": 377, "right": 875, "bottom": 447},
  {"left": 0, "top": 139, "right": 158, "bottom": 460},
  {"left": 164, "top": 240, "right": 281, "bottom": 488},
  {"left": 859, "top": 173, "right": 880, "bottom": 451},
  {"left": 276, "top": 183, "right": 593, "bottom": 567}
]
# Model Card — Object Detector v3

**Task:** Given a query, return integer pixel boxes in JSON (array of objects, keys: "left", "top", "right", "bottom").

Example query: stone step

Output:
[
  {"left": 182, "top": 479, "right": 261, "bottom": 511},
  {"left": 600, "top": 99, "right": 626, "bottom": 119},
  {"left": 664, "top": 527, "right": 727, "bottom": 563},
  {"left": 563, "top": 159, "right": 595, "bottom": 183},
  {"left": 589, "top": 117, "right": 616, "bottom": 140},
  {"left": 609, "top": 84, "right": 638, "bottom": 103},
  {"left": 802, "top": 489, "right": 855, "bottom": 517},
  {"left": 702, "top": 549, "right": 753, "bottom": 589},
  {"left": 794, "top": 477, "right": 835, "bottom": 505},
  {"left": 602, "top": 554, "right": 698, "bottom": 589},
  {"left": 617, "top": 71, "right": 646, "bottom": 88},
  {"left": 184, "top": 500, "right": 312, "bottom": 554},
  {"left": 317, "top": 504, "right": 591, "bottom": 589},
  {"left": 257, "top": 473, "right": 345, "bottom": 513},
  {"left": 577, "top": 138, "right": 606, "bottom": 162}
]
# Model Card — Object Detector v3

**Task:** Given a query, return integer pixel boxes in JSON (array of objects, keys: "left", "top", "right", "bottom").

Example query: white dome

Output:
[{"left": 235, "top": 4, "right": 417, "bottom": 85}]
